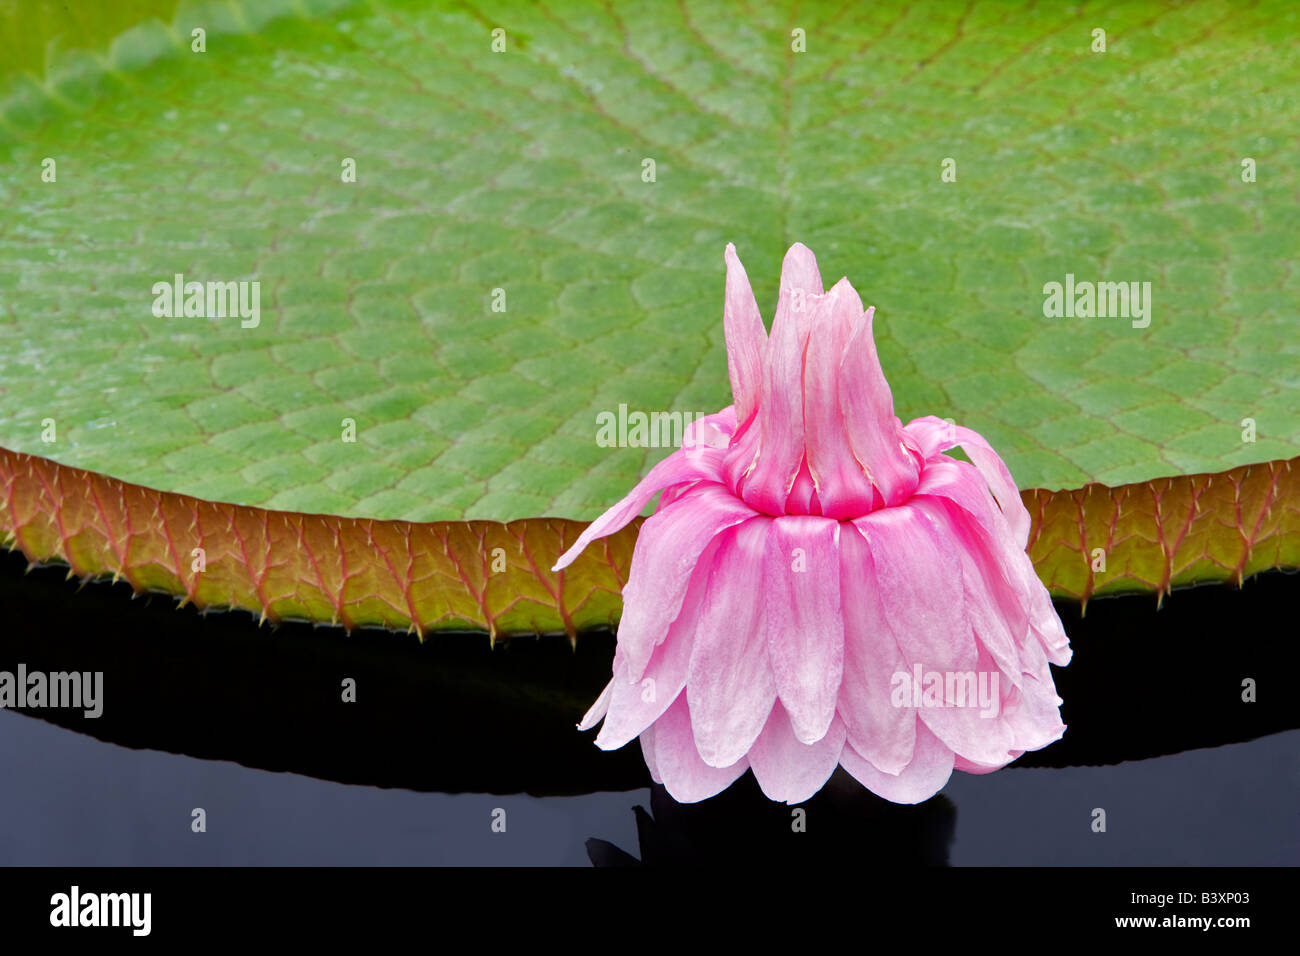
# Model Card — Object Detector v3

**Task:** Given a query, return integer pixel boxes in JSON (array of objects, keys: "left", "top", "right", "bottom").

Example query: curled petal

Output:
[
  {"left": 903, "top": 415, "right": 1031, "bottom": 548},
  {"left": 915, "top": 455, "right": 1070, "bottom": 667},
  {"left": 855, "top": 503, "right": 1021, "bottom": 764},
  {"left": 553, "top": 410, "right": 737, "bottom": 571},
  {"left": 903, "top": 414, "right": 959, "bottom": 460},
  {"left": 952, "top": 427, "right": 1030, "bottom": 548},
  {"left": 577, "top": 678, "right": 613, "bottom": 732},
  {"left": 910, "top": 490, "right": 1024, "bottom": 688},
  {"left": 683, "top": 404, "right": 738, "bottom": 451}
]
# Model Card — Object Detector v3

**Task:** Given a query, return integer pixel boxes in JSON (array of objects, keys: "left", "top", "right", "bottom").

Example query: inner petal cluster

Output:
[{"left": 719, "top": 244, "right": 922, "bottom": 518}]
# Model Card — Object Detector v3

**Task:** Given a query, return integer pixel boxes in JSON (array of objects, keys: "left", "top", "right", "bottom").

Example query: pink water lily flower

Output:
[{"left": 554, "top": 243, "right": 1071, "bottom": 805}]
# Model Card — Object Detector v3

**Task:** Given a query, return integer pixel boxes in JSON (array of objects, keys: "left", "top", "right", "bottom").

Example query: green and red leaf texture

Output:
[
  {"left": 0, "top": 446, "right": 631, "bottom": 638},
  {"left": 1025, "top": 457, "right": 1300, "bottom": 605},
  {"left": 3, "top": 447, "right": 1296, "bottom": 636}
]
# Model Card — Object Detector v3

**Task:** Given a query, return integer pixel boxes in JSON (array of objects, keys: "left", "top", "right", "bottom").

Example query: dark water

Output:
[
  {"left": 0, "top": 551, "right": 1297, "bottom": 865},
  {"left": 0, "top": 712, "right": 1295, "bottom": 865}
]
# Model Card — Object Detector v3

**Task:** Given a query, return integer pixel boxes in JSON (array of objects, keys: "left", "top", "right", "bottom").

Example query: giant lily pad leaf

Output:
[{"left": 2, "top": 0, "right": 1298, "bottom": 625}]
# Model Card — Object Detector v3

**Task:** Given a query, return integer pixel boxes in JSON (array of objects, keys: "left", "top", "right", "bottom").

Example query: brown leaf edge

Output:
[{"left": 1, "top": 445, "right": 1296, "bottom": 639}]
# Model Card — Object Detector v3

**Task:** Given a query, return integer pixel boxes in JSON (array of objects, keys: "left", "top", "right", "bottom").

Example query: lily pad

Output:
[
  {"left": 1, "top": 0, "right": 1297, "bottom": 628},
  {"left": 3, "top": 0, "right": 1298, "bottom": 520}
]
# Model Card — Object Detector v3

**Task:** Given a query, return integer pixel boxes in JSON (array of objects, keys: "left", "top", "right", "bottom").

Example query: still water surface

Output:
[{"left": 1, "top": 712, "right": 1294, "bottom": 865}]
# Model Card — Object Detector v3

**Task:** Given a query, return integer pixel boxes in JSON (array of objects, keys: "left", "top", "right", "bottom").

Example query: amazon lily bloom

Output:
[{"left": 553, "top": 243, "right": 1071, "bottom": 805}]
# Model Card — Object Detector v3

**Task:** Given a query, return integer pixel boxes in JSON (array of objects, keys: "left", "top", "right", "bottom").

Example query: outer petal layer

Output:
[
  {"left": 747, "top": 706, "right": 847, "bottom": 804},
  {"left": 840, "top": 720, "right": 955, "bottom": 804},
  {"left": 837, "top": 522, "right": 916, "bottom": 774},
  {"left": 763, "top": 515, "right": 844, "bottom": 743},
  {"left": 685, "top": 517, "right": 779, "bottom": 767},
  {"left": 616, "top": 483, "right": 757, "bottom": 680},
  {"left": 650, "top": 695, "right": 749, "bottom": 803},
  {"left": 903, "top": 415, "right": 1031, "bottom": 547},
  {"left": 553, "top": 407, "right": 737, "bottom": 571}
]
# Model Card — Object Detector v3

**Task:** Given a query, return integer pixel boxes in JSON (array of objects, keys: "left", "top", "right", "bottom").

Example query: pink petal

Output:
[
  {"left": 910, "top": 490, "right": 1023, "bottom": 688},
  {"left": 723, "top": 244, "right": 767, "bottom": 428},
  {"left": 577, "top": 678, "right": 613, "bottom": 731},
  {"left": 840, "top": 305, "right": 920, "bottom": 506},
  {"left": 685, "top": 517, "right": 779, "bottom": 767},
  {"left": 1000, "top": 671, "right": 1067, "bottom": 753},
  {"left": 854, "top": 504, "right": 978, "bottom": 676},
  {"left": 837, "top": 522, "right": 916, "bottom": 774},
  {"left": 552, "top": 443, "right": 729, "bottom": 571},
  {"left": 747, "top": 705, "right": 847, "bottom": 804},
  {"left": 903, "top": 415, "right": 1030, "bottom": 548},
  {"left": 784, "top": 457, "right": 821, "bottom": 516},
  {"left": 840, "top": 719, "right": 955, "bottom": 804},
  {"left": 617, "top": 483, "right": 758, "bottom": 681},
  {"left": 721, "top": 410, "right": 762, "bottom": 503},
  {"left": 922, "top": 642, "right": 1017, "bottom": 767},
  {"left": 952, "top": 427, "right": 1031, "bottom": 549},
  {"left": 738, "top": 244, "right": 823, "bottom": 514},
  {"left": 548, "top": 437, "right": 733, "bottom": 572},
  {"left": 682, "top": 405, "right": 738, "bottom": 454},
  {"left": 953, "top": 754, "right": 1010, "bottom": 775},
  {"left": 1022, "top": 559, "right": 1072, "bottom": 666},
  {"left": 778, "top": 242, "right": 825, "bottom": 318},
  {"left": 854, "top": 503, "right": 1022, "bottom": 764},
  {"left": 640, "top": 723, "right": 661, "bottom": 784},
  {"left": 651, "top": 694, "right": 749, "bottom": 803},
  {"left": 913, "top": 457, "right": 1068, "bottom": 666},
  {"left": 804, "top": 279, "right": 877, "bottom": 519},
  {"left": 914, "top": 455, "right": 1009, "bottom": 539},
  {"left": 903, "top": 415, "right": 958, "bottom": 460},
  {"left": 662, "top": 406, "right": 739, "bottom": 510},
  {"left": 740, "top": 316, "right": 804, "bottom": 514},
  {"left": 763, "top": 515, "right": 844, "bottom": 743},
  {"left": 594, "top": 572, "right": 702, "bottom": 749}
]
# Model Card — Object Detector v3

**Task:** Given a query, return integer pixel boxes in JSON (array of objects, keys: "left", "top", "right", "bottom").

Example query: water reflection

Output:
[{"left": 588, "top": 770, "right": 956, "bottom": 866}]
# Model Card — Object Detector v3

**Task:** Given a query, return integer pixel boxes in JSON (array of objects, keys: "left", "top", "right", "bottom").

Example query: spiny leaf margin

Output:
[{"left": 3, "top": 446, "right": 1296, "bottom": 637}]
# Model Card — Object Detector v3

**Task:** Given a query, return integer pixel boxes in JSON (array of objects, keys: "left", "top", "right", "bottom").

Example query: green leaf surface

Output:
[{"left": 2, "top": 0, "right": 1298, "bottom": 523}]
